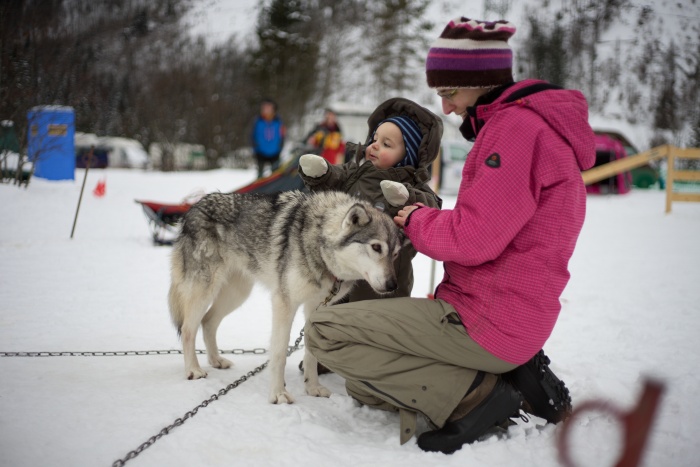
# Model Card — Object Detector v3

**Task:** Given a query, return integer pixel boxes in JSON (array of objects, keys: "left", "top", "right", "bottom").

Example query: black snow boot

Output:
[
  {"left": 417, "top": 373, "right": 523, "bottom": 454},
  {"left": 502, "top": 349, "right": 572, "bottom": 424}
]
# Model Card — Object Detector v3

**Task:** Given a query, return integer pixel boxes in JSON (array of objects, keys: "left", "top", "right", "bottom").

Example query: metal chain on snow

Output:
[
  {"left": 5, "top": 280, "right": 342, "bottom": 360},
  {"left": 110, "top": 329, "right": 305, "bottom": 467},
  {"left": 0, "top": 348, "right": 269, "bottom": 358}
]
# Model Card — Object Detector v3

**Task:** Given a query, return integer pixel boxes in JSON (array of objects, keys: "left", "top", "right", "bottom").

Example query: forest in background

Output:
[{"left": 1, "top": 0, "right": 699, "bottom": 169}]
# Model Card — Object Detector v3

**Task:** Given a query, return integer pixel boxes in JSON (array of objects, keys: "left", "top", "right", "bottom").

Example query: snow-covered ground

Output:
[{"left": 1, "top": 168, "right": 698, "bottom": 467}]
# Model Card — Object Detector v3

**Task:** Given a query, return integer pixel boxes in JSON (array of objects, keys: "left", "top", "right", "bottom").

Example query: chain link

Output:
[
  {"left": 0, "top": 348, "right": 271, "bottom": 357},
  {"left": 5, "top": 281, "right": 341, "bottom": 466},
  {"left": 4, "top": 281, "right": 339, "bottom": 360},
  {"left": 111, "top": 329, "right": 305, "bottom": 467},
  {"left": 317, "top": 278, "right": 343, "bottom": 310}
]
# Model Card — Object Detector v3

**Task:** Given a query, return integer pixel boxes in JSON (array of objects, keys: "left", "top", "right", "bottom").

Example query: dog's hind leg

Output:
[
  {"left": 174, "top": 280, "right": 219, "bottom": 380},
  {"left": 301, "top": 301, "right": 332, "bottom": 398},
  {"left": 268, "top": 292, "right": 298, "bottom": 404},
  {"left": 202, "top": 273, "right": 254, "bottom": 370}
]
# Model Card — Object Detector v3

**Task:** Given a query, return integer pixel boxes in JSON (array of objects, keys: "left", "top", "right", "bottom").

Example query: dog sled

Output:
[
  {"left": 135, "top": 147, "right": 309, "bottom": 245},
  {"left": 135, "top": 198, "right": 196, "bottom": 246}
]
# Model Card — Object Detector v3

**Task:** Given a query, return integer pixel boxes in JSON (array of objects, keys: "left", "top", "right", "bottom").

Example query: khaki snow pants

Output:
[{"left": 305, "top": 297, "right": 517, "bottom": 445}]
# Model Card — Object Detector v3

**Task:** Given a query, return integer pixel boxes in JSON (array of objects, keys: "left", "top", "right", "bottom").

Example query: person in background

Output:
[
  {"left": 304, "top": 108, "right": 345, "bottom": 165},
  {"left": 305, "top": 17, "right": 595, "bottom": 453},
  {"left": 251, "top": 98, "right": 285, "bottom": 179}
]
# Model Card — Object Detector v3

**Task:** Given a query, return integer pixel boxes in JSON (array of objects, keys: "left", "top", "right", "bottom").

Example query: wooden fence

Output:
[
  {"left": 664, "top": 146, "right": 700, "bottom": 213},
  {"left": 580, "top": 145, "right": 700, "bottom": 213}
]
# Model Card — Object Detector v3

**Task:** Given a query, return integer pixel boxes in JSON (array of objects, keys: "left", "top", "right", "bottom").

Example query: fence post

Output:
[
  {"left": 665, "top": 146, "right": 674, "bottom": 213},
  {"left": 665, "top": 146, "right": 700, "bottom": 213}
]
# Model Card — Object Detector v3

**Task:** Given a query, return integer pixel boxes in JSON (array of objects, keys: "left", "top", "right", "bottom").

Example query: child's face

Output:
[{"left": 365, "top": 122, "right": 405, "bottom": 169}]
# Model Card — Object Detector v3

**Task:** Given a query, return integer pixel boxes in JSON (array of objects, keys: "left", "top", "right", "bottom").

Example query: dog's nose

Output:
[{"left": 385, "top": 278, "right": 397, "bottom": 292}]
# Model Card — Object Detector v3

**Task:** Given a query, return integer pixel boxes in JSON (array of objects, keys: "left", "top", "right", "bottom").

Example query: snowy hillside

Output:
[{"left": 186, "top": 0, "right": 700, "bottom": 150}]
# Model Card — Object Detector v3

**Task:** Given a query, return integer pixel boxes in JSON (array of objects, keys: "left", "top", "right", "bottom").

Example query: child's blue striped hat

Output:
[{"left": 377, "top": 115, "right": 422, "bottom": 168}]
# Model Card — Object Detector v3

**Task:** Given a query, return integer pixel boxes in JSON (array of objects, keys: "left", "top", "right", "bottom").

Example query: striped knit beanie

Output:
[
  {"left": 371, "top": 115, "right": 422, "bottom": 168},
  {"left": 426, "top": 18, "right": 516, "bottom": 89}
]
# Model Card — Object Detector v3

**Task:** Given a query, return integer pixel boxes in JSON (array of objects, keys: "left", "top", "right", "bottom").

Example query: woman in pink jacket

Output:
[{"left": 305, "top": 17, "right": 596, "bottom": 454}]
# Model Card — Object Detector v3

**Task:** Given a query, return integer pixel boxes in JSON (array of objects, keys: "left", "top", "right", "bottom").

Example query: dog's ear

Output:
[{"left": 342, "top": 204, "right": 371, "bottom": 229}]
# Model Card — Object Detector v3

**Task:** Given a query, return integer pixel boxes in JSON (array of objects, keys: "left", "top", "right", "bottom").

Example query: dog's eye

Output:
[{"left": 372, "top": 244, "right": 382, "bottom": 253}]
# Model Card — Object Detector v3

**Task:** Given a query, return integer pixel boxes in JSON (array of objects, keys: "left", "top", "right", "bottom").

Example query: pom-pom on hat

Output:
[
  {"left": 426, "top": 18, "right": 516, "bottom": 89},
  {"left": 370, "top": 115, "right": 422, "bottom": 168}
]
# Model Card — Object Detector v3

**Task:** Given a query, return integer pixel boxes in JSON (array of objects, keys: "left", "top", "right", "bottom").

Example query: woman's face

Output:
[
  {"left": 437, "top": 88, "right": 490, "bottom": 119},
  {"left": 365, "top": 122, "right": 405, "bottom": 169}
]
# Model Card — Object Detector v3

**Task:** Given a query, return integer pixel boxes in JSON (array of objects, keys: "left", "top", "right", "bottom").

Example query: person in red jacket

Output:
[
  {"left": 304, "top": 108, "right": 346, "bottom": 165},
  {"left": 305, "top": 17, "right": 596, "bottom": 453}
]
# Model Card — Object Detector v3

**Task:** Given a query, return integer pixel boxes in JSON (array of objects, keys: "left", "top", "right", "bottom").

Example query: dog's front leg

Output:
[
  {"left": 302, "top": 348, "right": 331, "bottom": 398},
  {"left": 268, "top": 294, "right": 296, "bottom": 404},
  {"left": 302, "top": 303, "right": 331, "bottom": 398}
]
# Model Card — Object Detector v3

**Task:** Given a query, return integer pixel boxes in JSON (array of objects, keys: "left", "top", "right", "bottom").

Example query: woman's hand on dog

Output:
[{"left": 394, "top": 203, "right": 424, "bottom": 228}]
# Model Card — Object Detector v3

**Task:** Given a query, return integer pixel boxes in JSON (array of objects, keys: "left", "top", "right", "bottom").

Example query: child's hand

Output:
[
  {"left": 299, "top": 154, "right": 328, "bottom": 177},
  {"left": 380, "top": 180, "right": 409, "bottom": 206}
]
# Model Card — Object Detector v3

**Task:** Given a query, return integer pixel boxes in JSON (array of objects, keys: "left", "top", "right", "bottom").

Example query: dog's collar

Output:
[{"left": 317, "top": 277, "right": 343, "bottom": 309}]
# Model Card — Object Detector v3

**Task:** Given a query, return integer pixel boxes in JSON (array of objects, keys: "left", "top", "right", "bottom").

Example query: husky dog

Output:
[{"left": 168, "top": 190, "right": 405, "bottom": 404}]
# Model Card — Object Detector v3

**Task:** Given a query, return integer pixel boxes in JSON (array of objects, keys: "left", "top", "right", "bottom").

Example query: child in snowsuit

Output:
[{"left": 299, "top": 97, "right": 443, "bottom": 301}]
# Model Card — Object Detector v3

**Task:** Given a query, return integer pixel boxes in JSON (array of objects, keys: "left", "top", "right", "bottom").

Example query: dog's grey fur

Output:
[{"left": 168, "top": 190, "right": 404, "bottom": 403}]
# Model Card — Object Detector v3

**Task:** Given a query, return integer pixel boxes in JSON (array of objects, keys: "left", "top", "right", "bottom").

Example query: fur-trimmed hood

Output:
[
  {"left": 300, "top": 97, "right": 443, "bottom": 218},
  {"left": 347, "top": 97, "right": 443, "bottom": 184}
]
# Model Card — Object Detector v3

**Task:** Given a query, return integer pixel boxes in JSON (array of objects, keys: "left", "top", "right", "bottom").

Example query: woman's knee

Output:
[
  {"left": 304, "top": 311, "right": 348, "bottom": 353},
  {"left": 304, "top": 319, "right": 323, "bottom": 353}
]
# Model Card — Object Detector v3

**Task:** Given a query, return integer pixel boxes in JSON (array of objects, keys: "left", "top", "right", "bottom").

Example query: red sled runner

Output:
[{"left": 134, "top": 199, "right": 195, "bottom": 245}]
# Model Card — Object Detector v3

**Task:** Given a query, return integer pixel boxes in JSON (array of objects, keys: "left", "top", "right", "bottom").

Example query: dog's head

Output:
[{"left": 329, "top": 202, "right": 410, "bottom": 294}]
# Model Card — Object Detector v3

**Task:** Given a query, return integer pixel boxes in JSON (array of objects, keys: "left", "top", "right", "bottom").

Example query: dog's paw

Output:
[
  {"left": 305, "top": 383, "right": 332, "bottom": 398},
  {"left": 269, "top": 390, "right": 295, "bottom": 404},
  {"left": 208, "top": 355, "right": 233, "bottom": 369},
  {"left": 186, "top": 367, "right": 208, "bottom": 380}
]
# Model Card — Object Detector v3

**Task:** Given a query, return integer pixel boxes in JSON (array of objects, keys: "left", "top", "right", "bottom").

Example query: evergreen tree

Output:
[
  {"left": 247, "top": 0, "right": 321, "bottom": 124},
  {"left": 680, "top": 38, "right": 700, "bottom": 144},
  {"left": 0, "top": 0, "right": 192, "bottom": 144},
  {"left": 305, "top": 0, "right": 367, "bottom": 109},
  {"left": 654, "top": 41, "right": 678, "bottom": 131},
  {"left": 483, "top": 0, "right": 514, "bottom": 19},
  {"left": 360, "top": 0, "right": 433, "bottom": 102},
  {"left": 522, "top": 14, "right": 568, "bottom": 86}
]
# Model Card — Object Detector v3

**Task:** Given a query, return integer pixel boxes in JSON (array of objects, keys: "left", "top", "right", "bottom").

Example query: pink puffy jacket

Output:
[{"left": 405, "top": 80, "right": 596, "bottom": 365}]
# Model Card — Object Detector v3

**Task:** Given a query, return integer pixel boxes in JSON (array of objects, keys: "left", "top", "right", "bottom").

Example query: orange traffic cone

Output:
[{"left": 93, "top": 178, "right": 106, "bottom": 197}]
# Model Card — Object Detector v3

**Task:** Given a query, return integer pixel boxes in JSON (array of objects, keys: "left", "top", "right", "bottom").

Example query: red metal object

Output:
[
  {"left": 557, "top": 378, "right": 665, "bottom": 467},
  {"left": 586, "top": 134, "right": 633, "bottom": 195},
  {"left": 93, "top": 178, "right": 106, "bottom": 197}
]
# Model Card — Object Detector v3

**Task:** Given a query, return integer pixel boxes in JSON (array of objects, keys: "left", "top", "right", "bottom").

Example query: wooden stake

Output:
[{"left": 70, "top": 146, "right": 94, "bottom": 239}]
